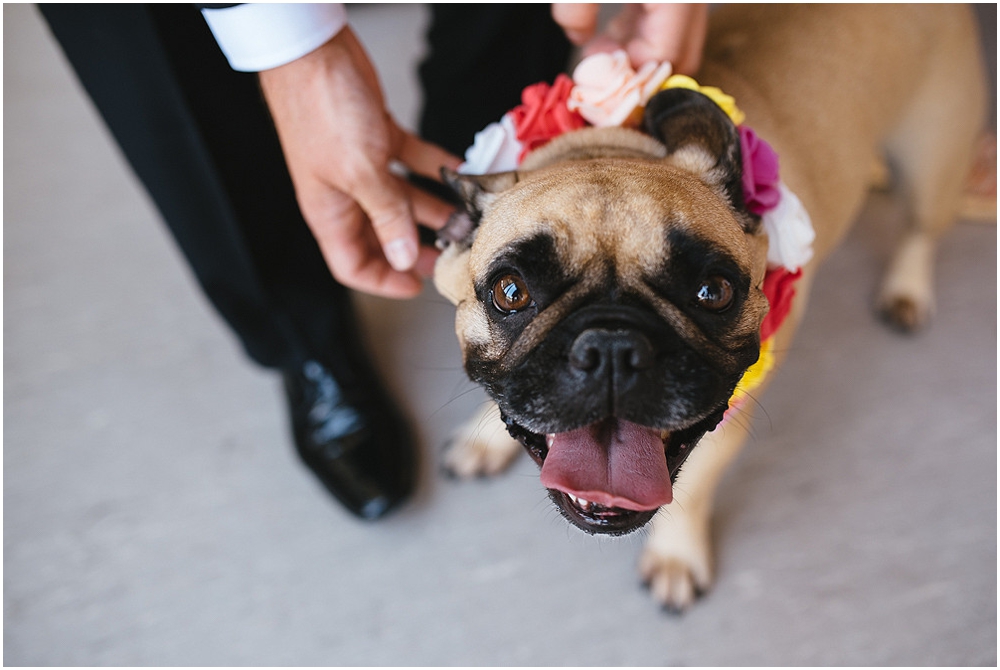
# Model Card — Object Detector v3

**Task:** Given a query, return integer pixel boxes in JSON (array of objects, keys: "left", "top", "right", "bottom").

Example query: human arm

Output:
[
  {"left": 257, "top": 27, "right": 459, "bottom": 297},
  {"left": 202, "top": 4, "right": 461, "bottom": 298}
]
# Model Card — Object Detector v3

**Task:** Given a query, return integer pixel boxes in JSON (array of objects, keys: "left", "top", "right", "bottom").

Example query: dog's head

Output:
[{"left": 435, "top": 89, "right": 770, "bottom": 535}]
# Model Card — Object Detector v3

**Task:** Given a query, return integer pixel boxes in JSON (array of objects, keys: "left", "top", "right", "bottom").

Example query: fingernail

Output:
[{"left": 385, "top": 238, "right": 417, "bottom": 271}]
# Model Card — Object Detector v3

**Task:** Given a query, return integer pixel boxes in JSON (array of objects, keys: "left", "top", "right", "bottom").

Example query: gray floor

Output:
[{"left": 4, "top": 4, "right": 996, "bottom": 666}]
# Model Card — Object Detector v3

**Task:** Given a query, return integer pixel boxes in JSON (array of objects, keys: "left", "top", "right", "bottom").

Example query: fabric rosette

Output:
[
  {"left": 567, "top": 50, "right": 673, "bottom": 127},
  {"left": 660, "top": 74, "right": 746, "bottom": 125},
  {"left": 739, "top": 126, "right": 781, "bottom": 215},
  {"left": 509, "top": 73, "right": 586, "bottom": 160},
  {"left": 762, "top": 183, "right": 815, "bottom": 271},
  {"left": 458, "top": 113, "right": 523, "bottom": 175}
]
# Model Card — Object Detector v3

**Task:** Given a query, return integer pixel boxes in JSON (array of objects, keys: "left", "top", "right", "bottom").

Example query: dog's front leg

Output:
[
  {"left": 640, "top": 418, "right": 750, "bottom": 611},
  {"left": 640, "top": 266, "right": 814, "bottom": 610},
  {"left": 443, "top": 401, "right": 523, "bottom": 478}
]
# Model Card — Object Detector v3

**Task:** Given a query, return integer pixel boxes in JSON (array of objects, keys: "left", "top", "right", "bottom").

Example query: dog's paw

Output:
[
  {"left": 878, "top": 232, "right": 935, "bottom": 332},
  {"left": 442, "top": 406, "right": 522, "bottom": 478},
  {"left": 443, "top": 433, "right": 521, "bottom": 478},
  {"left": 639, "top": 505, "right": 715, "bottom": 611},
  {"left": 878, "top": 293, "right": 933, "bottom": 332},
  {"left": 639, "top": 546, "right": 713, "bottom": 612}
]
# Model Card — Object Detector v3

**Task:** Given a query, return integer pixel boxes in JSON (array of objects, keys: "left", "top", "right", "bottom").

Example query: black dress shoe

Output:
[{"left": 283, "top": 359, "right": 417, "bottom": 520}]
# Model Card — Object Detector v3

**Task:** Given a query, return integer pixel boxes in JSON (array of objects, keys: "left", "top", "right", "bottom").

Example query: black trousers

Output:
[{"left": 40, "top": 4, "right": 570, "bottom": 373}]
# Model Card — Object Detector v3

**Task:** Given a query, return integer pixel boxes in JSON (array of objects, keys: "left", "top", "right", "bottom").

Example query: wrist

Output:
[{"left": 258, "top": 27, "right": 359, "bottom": 114}]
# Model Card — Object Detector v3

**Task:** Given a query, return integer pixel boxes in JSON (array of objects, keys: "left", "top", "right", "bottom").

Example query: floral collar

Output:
[{"left": 458, "top": 51, "right": 815, "bottom": 414}]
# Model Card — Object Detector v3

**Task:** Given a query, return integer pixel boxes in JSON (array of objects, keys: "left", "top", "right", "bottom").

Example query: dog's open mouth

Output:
[{"left": 505, "top": 415, "right": 713, "bottom": 536}]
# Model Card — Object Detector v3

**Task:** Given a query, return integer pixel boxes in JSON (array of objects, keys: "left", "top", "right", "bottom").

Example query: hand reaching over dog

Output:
[
  {"left": 259, "top": 27, "right": 462, "bottom": 299},
  {"left": 552, "top": 3, "right": 708, "bottom": 75}
]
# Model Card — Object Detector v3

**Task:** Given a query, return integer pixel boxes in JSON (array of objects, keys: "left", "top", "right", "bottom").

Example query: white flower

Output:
[
  {"left": 458, "top": 113, "right": 523, "bottom": 175},
  {"left": 762, "top": 182, "right": 815, "bottom": 271}
]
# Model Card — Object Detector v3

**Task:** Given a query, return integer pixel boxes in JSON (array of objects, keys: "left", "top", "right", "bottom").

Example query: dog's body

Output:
[{"left": 434, "top": 5, "right": 985, "bottom": 610}]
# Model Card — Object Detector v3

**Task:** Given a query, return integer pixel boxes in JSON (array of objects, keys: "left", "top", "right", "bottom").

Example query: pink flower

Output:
[
  {"left": 739, "top": 126, "right": 781, "bottom": 214},
  {"left": 509, "top": 74, "right": 586, "bottom": 160},
  {"left": 567, "top": 50, "right": 673, "bottom": 127}
]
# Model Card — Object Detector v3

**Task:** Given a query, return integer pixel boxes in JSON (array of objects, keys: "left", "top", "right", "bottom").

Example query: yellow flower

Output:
[
  {"left": 661, "top": 74, "right": 746, "bottom": 126},
  {"left": 730, "top": 336, "right": 774, "bottom": 407}
]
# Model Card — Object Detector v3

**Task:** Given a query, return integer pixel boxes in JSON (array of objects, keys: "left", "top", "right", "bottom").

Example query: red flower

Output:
[
  {"left": 509, "top": 74, "right": 587, "bottom": 161},
  {"left": 760, "top": 267, "right": 801, "bottom": 341}
]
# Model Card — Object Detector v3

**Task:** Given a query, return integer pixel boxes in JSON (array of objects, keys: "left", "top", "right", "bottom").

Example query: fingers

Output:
[
  {"left": 343, "top": 123, "right": 457, "bottom": 272},
  {"left": 413, "top": 243, "right": 441, "bottom": 279},
  {"left": 301, "top": 173, "right": 451, "bottom": 298},
  {"left": 581, "top": 3, "right": 708, "bottom": 74},
  {"left": 344, "top": 160, "right": 455, "bottom": 275},
  {"left": 677, "top": 5, "right": 708, "bottom": 76},
  {"left": 312, "top": 195, "right": 426, "bottom": 298},
  {"left": 345, "top": 161, "right": 421, "bottom": 272},
  {"left": 302, "top": 124, "right": 454, "bottom": 293},
  {"left": 407, "top": 181, "right": 455, "bottom": 231},
  {"left": 395, "top": 126, "right": 463, "bottom": 181},
  {"left": 627, "top": 4, "right": 708, "bottom": 74},
  {"left": 346, "top": 126, "right": 455, "bottom": 265},
  {"left": 552, "top": 3, "right": 601, "bottom": 45}
]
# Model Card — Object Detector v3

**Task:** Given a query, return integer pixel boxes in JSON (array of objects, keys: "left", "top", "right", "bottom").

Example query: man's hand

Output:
[
  {"left": 259, "top": 28, "right": 461, "bottom": 299},
  {"left": 552, "top": 3, "right": 708, "bottom": 75}
]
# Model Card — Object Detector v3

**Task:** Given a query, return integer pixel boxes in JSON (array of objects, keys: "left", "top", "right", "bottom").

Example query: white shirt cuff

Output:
[{"left": 201, "top": 3, "right": 348, "bottom": 72}]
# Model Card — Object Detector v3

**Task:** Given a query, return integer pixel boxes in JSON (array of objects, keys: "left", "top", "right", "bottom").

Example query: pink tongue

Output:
[{"left": 539, "top": 419, "right": 672, "bottom": 511}]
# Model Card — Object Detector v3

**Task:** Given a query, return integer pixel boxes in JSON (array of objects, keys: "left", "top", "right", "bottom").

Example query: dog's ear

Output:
[
  {"left": 434, "top": 169, "right": 519, "bottom": 306},
  {"left": 437, "top": 168, "right": 520, "bottom": 249},
  {"left": 643, "top": 88, "right": 749, "bottom": 224}
]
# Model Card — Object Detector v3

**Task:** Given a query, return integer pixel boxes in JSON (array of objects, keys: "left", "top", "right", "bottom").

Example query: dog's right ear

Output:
[{"left": 437, "top": 168, "right": 520, "bottom": 250}]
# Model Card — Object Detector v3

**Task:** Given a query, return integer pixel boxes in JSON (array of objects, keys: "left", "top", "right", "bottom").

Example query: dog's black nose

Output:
[{"left": 569, "top": 328, "right": 655, "bottom": 376}]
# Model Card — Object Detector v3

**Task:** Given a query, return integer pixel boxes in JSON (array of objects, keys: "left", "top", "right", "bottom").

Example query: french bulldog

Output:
[{"left": 433, "top": 4, "right": 986, "bottom": 610}]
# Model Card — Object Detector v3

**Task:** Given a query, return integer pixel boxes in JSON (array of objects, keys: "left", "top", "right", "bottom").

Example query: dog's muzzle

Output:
[{"left": 482, "top": 304, "right": 739, "bottom": 536}]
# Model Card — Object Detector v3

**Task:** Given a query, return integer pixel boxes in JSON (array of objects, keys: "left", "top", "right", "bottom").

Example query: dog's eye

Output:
[
  {"left": 695, "top": 276, "right": 734, "bottom": 312},
  {"left": 492, "top": 274, "right": 533, "bottom": 313}
]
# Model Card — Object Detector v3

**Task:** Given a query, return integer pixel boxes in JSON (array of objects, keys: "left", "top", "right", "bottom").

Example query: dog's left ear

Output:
[
  {"left": 437, "top": 168, "right": 520, "bottom": 249},
  {"left": 643, "top": 88, "right": 751, "bottom": 226}
]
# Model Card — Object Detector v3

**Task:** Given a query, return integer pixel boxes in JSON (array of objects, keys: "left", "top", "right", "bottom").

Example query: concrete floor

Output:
[{"left": 4, "top": 4, "right": 996, "bottom": 665}]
